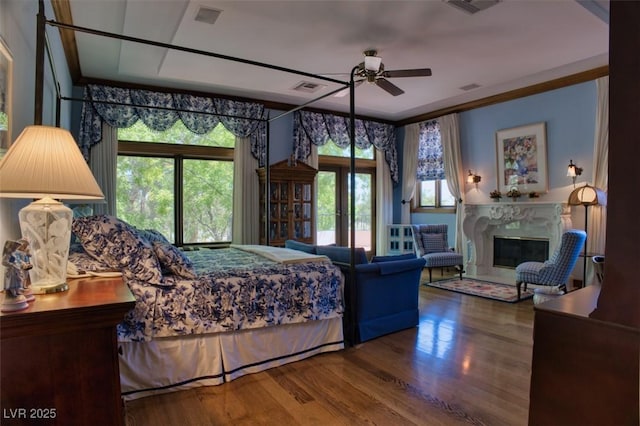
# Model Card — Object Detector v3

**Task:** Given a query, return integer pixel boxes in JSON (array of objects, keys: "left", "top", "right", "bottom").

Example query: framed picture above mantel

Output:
[{"left": 495, "top": 122, "right": 548, "bottom": 194}]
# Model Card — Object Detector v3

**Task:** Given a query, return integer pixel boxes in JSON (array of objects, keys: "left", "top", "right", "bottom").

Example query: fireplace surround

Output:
[{"left": 463, "top": 202, "right": 571, "bottom": 282}]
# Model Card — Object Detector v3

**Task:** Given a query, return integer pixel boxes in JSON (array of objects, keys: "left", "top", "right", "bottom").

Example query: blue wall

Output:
[{"left": 400, "top": 80, "right": 598, "bottom": 234}]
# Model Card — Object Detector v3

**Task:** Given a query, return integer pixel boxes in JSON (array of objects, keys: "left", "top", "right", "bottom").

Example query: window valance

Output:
[
  {"left": 79, "top": 84, "right": 267, "bottom": 164},
  {"left": 293, "top": 111, "right": 399, "bottom": 183}
]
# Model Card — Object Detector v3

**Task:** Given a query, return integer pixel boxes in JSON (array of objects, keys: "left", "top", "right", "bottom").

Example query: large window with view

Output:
[{"left": 117, "top": 121, "right": 235, "bottom": 246}]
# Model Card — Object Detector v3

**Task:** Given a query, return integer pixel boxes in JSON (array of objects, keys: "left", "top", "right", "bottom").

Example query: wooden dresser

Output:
[
  {"left": 528, "top": 285, "right": 640, "bottom": 425},
  {"left": 1, "top": 277, "right": 135, "bottom": 426}
]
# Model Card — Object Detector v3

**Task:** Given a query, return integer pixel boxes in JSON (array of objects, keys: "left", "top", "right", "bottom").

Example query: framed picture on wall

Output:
[
  {"left": 0, "top": 36, "right": 13, "bottom": 158},
  {"left": 495, "top": 122, "right": 548, "bottom": 194}
]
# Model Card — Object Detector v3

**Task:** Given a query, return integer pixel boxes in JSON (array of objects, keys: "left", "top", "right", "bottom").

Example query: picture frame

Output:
[
  {"left": 0, "top": 36, "right": 13, "bottom": 158},
  {"left": 495, "top": 122, "right": 547, "bottom": 194}
]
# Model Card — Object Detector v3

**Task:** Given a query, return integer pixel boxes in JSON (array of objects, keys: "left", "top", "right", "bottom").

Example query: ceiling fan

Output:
[{"left": 334, "top": 49, "right": 432, "bottom": 97}]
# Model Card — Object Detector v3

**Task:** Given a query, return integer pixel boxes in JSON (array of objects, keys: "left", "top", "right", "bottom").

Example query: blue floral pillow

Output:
[
  {"left": 67, "top": 251, "right": 120, "bottom": 276},
  {"left": 71, "top": 215, "right": 163, "bottom": 285},
  {"left": 136, "top": 228, "right": 171, "bottom": 245},
  {"left": 152, "top": 242, "right": 197, "bottom": 279}
]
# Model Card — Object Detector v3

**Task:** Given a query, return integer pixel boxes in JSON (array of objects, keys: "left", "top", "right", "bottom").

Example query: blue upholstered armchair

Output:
[
  {"left": 309, "top": 244, "right": 426, "bottom": 344},
  {"left": 515, "top": 229, "right": 586, "bottom": 300},
  {"left": 411, "top": 224, "right": 463, "bottom": 282}
]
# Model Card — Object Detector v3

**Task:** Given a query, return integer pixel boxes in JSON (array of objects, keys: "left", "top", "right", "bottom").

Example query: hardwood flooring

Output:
[{"left": 125, "top": 280, "right": 535, "bottom": 426}]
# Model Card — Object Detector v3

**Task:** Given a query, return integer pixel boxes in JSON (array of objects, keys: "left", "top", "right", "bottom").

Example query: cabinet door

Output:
[{"left": 290, "top": 182, "right": 313, "bottom": 241}]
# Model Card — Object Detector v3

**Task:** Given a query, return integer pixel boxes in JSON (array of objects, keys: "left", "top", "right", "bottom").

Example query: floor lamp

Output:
[{"left": 567, "top": 184, "right": 607, "bottom": 287}]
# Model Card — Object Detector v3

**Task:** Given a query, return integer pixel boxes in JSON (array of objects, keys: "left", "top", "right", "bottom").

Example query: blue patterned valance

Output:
[
  {"left": 79, "top": 84, "right": 267, "bottom": 165},
  {"left": 416, "top": 120, "right": 444, "bottom": 181},
  {"left": 293, "top": 111, "right": 398, "bottom": 183}
]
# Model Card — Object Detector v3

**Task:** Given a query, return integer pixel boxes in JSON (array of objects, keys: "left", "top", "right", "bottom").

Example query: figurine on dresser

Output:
[{"left": 2, "top": 239, "right": 35, "bottom": 312}]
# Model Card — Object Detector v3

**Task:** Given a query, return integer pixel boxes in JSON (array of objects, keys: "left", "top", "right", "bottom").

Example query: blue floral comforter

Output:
[{"left": 117, "top": 248, "right": 344, "bottom": 341}]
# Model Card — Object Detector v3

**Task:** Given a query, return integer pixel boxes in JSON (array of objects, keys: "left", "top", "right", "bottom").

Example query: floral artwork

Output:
[
  {"left": 495, "top": 122, "right": 547, "bottom": 194},
  {"left": 502, "top": 133, "right": 539, "bottom": 186}
]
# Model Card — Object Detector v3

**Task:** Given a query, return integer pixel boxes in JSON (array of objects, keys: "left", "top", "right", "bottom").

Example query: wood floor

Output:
[{"left": 125, "top": 280, "right": 535, "bottom": 426}]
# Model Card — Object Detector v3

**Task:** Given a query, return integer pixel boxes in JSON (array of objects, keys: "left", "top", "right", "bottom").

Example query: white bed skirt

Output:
[{"left": 119, "top": 317, "right": 344, "bottom": 400}]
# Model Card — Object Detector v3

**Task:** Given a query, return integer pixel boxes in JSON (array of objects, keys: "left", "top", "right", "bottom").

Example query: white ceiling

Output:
[{"left": 63, "top": 0, "right": 609, "bottom": 122}]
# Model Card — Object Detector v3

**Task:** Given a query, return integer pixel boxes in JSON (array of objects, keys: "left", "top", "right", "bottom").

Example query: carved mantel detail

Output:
[{"left": 462, "top": 202, "right": 572, "bottom": 280}]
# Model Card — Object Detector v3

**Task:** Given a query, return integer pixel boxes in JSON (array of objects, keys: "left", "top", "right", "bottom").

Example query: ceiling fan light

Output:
[{"left": 364, "top": 56, "right": 382, "bottom": 72}]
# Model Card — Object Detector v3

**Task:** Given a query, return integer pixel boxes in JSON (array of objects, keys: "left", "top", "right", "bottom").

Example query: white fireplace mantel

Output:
[{"left": 462, "top": 202, "right": 572, "bottom": 282}]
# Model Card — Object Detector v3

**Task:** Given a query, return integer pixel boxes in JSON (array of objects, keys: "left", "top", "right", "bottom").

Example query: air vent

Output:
[
  {"left": 291, "top": 81, "right": 326, "bottom": 93},
  {"left": 444, "top": 0, "right": 500, "bottom": 14},
  {"left": 194, "top": 6, "right": 221, "bottom": 25},
  {"left": 460, "top": 83, "right": 481, "bottom": 91}
]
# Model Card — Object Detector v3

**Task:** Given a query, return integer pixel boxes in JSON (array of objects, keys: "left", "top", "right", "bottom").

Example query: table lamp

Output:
[{"left": 0, "top": 125, "right": 104, "bottom": 294}]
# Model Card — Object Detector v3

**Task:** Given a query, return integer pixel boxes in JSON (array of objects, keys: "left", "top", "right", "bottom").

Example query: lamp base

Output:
[
  {"left": 31, "top": 283, "right": 69, "bottom": 295},
  {"left": 18, "top": 197, "right": 72, "bottom": 291}
]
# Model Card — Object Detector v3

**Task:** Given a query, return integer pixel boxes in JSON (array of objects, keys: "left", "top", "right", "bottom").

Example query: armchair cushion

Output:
[
  {"left": 422, "top": 233, "right": 448, "bottom": 253},
  {"left": 316, "top": 245, "right": 368, "bottom": 265},
  {"left": 370, "top": 253, "right": 416, "bottom": 263}
]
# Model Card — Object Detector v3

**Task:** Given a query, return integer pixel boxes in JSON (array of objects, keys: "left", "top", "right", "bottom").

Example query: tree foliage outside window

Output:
[
  {"left": 117, "top": 120, "right": 235, "bottom": 245},
  {"left": 317, "top": 142, "right": 373, "bottom": 159},
  {"left": 417, "top": 179, "right": 456, "bottom": 208}
]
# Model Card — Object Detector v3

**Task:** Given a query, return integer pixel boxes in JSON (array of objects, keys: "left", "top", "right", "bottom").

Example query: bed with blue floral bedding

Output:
[
  {"left": 118, "top": 246, "right": 344, "bottom": 342},
  {"left": 70, "top": 215, "right": 345, "bottom": 399}
]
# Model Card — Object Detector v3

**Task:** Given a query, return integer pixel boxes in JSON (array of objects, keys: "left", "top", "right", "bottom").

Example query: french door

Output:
[{"left": 317, "top": 166, "right": 375, "bottom": 254}]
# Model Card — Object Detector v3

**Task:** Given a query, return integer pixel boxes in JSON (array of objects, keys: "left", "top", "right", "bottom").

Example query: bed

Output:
[{"left": 70, "top": 215, "right": 345, "bottom": 400}]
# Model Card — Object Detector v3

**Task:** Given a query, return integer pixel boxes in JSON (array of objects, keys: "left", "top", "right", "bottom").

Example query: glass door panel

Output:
[
  {"left": 348, "top": 173, "right": 373, "bottom": 252},
  {"left": 317, "top": 171, "right": 337, "bottom": 246}
]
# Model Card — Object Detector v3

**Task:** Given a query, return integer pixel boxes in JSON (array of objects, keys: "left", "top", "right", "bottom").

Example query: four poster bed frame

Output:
[{"left": 35, "top": 0, "right": 363, "bottom": 399}]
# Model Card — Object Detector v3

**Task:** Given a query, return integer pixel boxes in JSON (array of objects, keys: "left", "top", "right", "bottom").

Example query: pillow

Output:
[
  {"left": 422, "top": 233, "right": 448, "bottom": 254},
  {"left": 136, "top": 228, "right": 171, "bottom": 245},
  {"left": 71, "top": 215, "right": 163, "bottom": 285},
  {"left": 152, "top": 242, "right": 197, "bottom": 279},
  {"left": 67, "top": 250, "right": 120, "bottom": 276}
]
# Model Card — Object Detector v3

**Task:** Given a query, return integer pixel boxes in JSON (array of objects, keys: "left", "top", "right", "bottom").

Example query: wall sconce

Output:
[
  {"left": 467, "top": 170, "right": 481, "bottom": 188},
  {"left": 567, "top": 159, "right": 583, "bottom": 187}
]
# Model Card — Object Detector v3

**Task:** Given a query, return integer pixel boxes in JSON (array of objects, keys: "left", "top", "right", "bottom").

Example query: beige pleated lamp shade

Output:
[
  {"left": 567, "top": 184, "right": 607, "bottom": 207},
  {"left": 0, "top": 125, "right": 104, "bottom": 200}
]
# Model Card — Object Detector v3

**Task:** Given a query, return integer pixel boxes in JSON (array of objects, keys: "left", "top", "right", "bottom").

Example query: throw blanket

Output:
[{"left": 230, "top": 244, "right": 329, "bottom": 264}]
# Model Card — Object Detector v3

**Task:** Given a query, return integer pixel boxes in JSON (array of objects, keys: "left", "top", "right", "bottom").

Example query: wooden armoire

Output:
[{"left": 257, "top": 159, "right": 317, "bottom": 247}]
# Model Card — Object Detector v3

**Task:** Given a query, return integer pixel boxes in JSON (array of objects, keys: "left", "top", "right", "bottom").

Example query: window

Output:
[
  {"left": 416, "top": 179, "right": 456, "bottom": 208},
  {"left": 413, "top": 120, "right": 456, "bottom": 211},
  {"left": 117, "top": 120, "right": 235, "bottom": 246}
]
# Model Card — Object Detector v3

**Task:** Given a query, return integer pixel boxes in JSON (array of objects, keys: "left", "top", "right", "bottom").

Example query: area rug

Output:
[{"left": 424, "top": 278, "right": 533, "bottom": 303}]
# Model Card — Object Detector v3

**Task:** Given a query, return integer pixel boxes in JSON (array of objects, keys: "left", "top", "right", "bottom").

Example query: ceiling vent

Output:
[
  {"left": 194, "top": 6, "right": 222, "bottom": 25},
  {"left": 291, "top": 81, "right": 326, "bottom": 93},
  {"left": 444, "top": 0, "right": 501, "bottom": 14},
  {"left": 460, "top": 83, "right": 481, "bottom": 91}
]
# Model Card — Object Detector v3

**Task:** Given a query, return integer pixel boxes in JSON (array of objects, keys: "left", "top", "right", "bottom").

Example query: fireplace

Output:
[
  {"left": 463, "top": 202, "right": 571, "bottom": 281},
  {"left": 493, "top": 236, "right": 549, "bottom": 269}
]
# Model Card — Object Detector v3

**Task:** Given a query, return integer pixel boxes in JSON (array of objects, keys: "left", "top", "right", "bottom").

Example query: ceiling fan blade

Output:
[
  {"left": 334, "top": 79, "right": 364, "bottom": 97},
  {"left": 382, "top": 68, "right": 432, "bottom": 78},
  {"left": 375, "top": 78, "right": 404, "bottom": 96}
]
